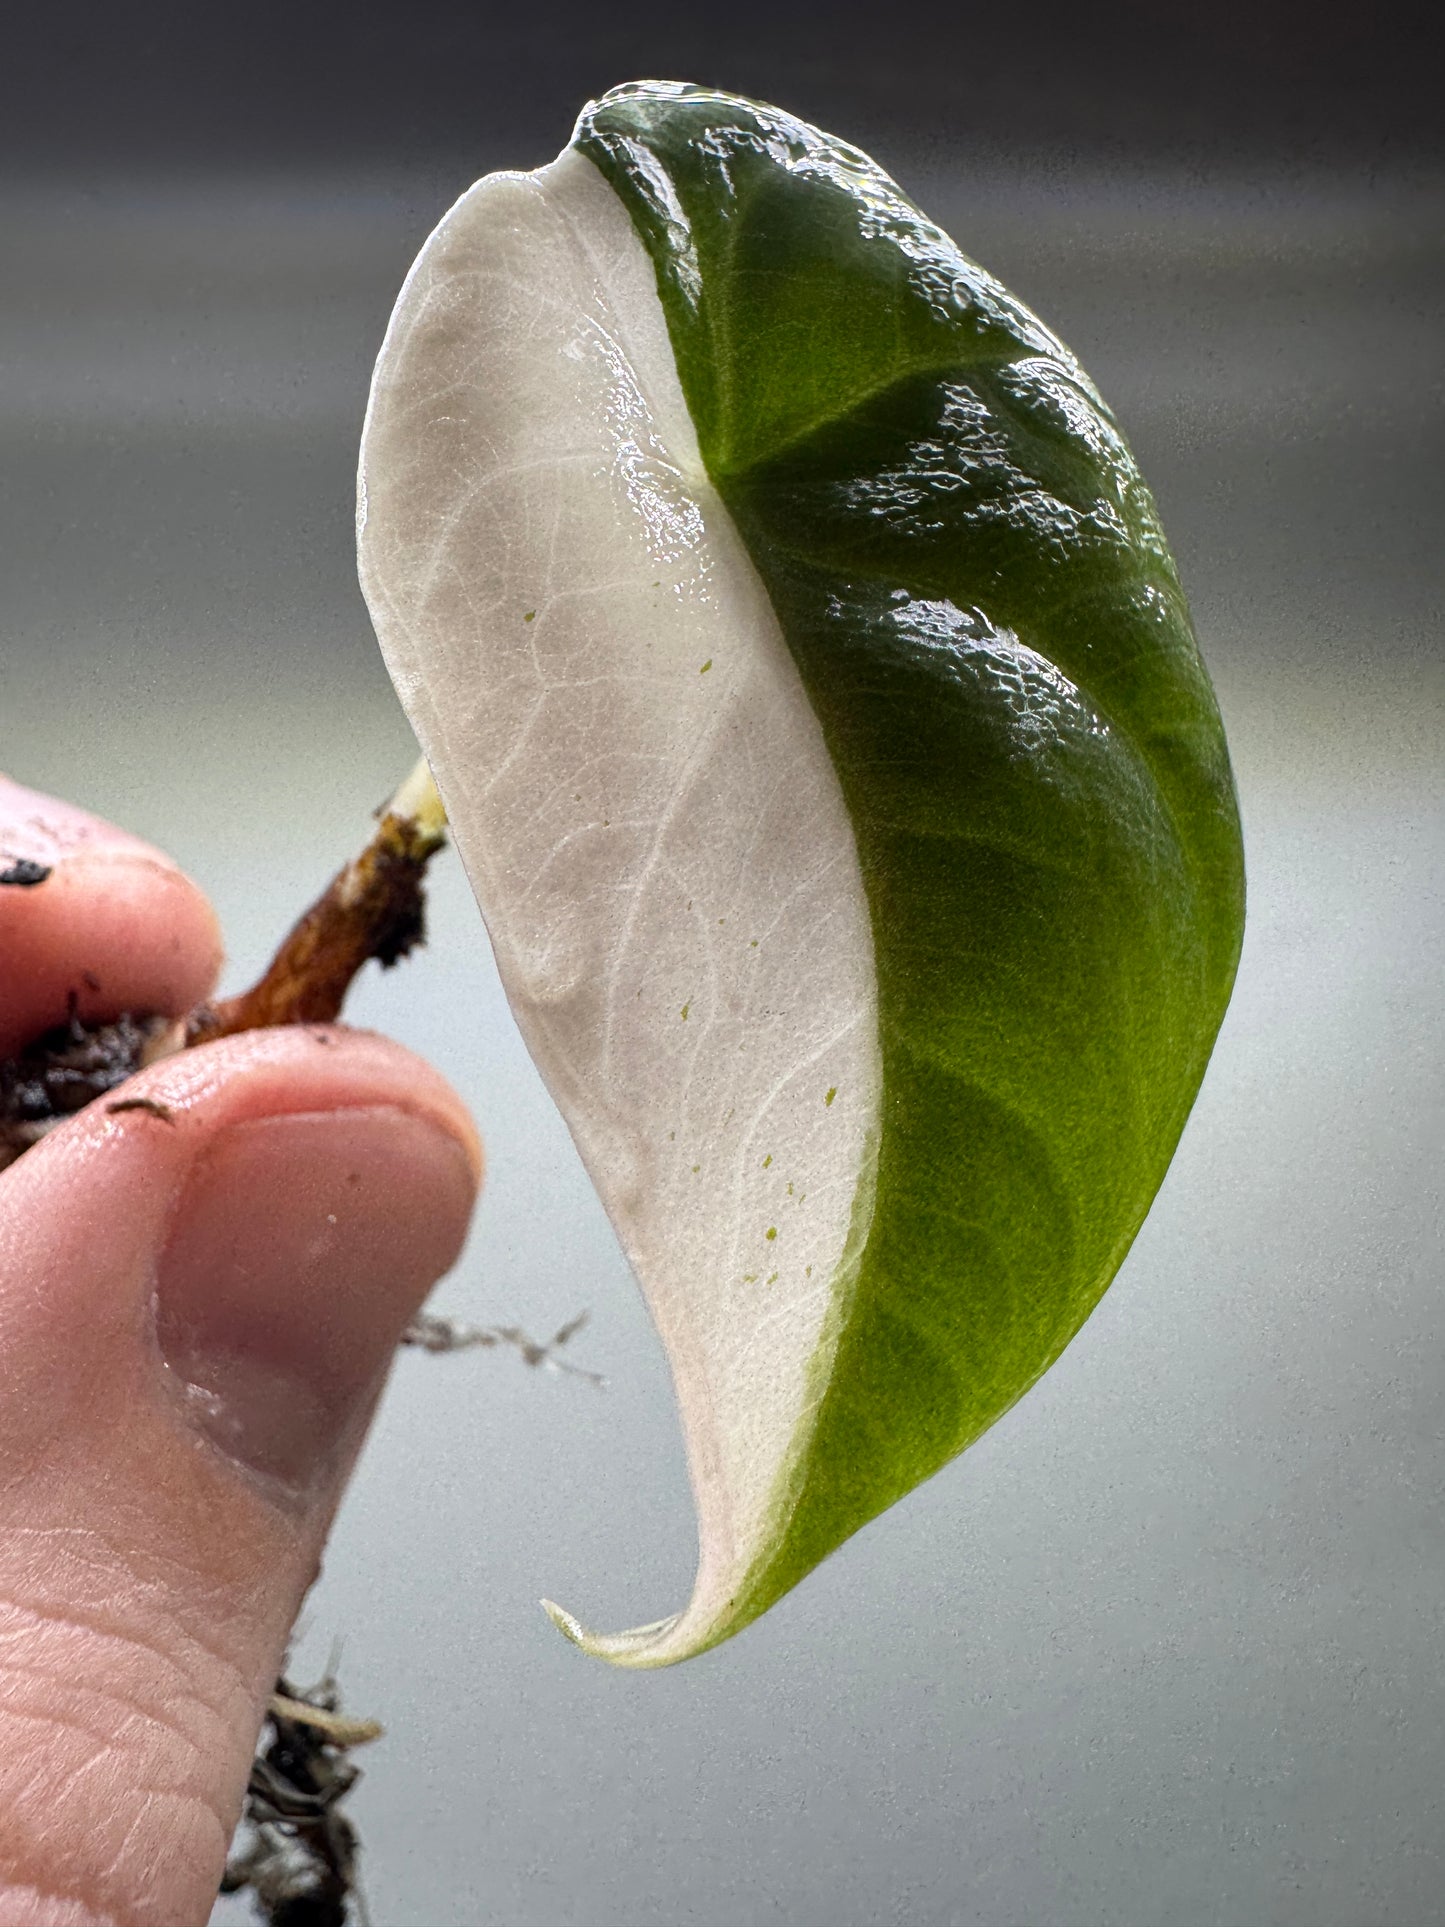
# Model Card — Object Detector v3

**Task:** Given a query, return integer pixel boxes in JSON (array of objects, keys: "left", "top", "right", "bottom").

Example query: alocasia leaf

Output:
[{"left": 356, "top": 82, "right": 1245, "bottom": 1667}]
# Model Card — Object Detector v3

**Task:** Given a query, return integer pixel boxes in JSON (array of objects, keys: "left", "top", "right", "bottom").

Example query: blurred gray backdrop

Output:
[{"left": 3, "top": 5, "right": 1442, "bottom": 1923}]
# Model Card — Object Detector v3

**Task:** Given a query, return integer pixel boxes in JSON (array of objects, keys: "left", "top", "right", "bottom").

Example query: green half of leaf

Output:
[{"left": 576, "top": 83, "right": 1244, "bottom": 1636}]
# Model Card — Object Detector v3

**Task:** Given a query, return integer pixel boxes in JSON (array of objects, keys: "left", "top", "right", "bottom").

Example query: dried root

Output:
[
  {"left": 402, "top": 1308, "right": 605, "bottom": 1385},
  {"left": 221, "top": 1664, "right": 382, "bottom": 1927}
]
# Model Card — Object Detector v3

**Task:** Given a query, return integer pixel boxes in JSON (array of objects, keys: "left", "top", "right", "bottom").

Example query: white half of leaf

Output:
[{"left": 357, "top": 146, "right": 881, "bottom": 1666}]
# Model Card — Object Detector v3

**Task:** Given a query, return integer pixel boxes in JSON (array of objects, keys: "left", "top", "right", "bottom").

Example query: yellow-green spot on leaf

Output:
[
  {"left": 762, "top": 1154, "right": 772, "bottom": 1168},
  {"left": 824, "top": 1086, "right": 837, "bottom": 1107},
  {"left": 767, "top": 1272, "right": 779, "bottom": 1286},
  {"left": 765, "top": 1226, "right": 777, "bottom": 1241},
  {"left": 700, "top": 658, "right": 713, "bottom": 673}
]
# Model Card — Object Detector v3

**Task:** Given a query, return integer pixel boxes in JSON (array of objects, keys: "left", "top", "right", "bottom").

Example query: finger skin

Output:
[
  {"left": 0, "top": 775, "right": 224, "bottom": 1055},
  {"left": 0, "top": 1026, "right": 481, "bottom": 1927}
]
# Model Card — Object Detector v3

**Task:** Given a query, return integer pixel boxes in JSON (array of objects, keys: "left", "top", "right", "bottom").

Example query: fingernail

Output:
[{"left": 154, "top": 1108, "right": 476, "bottom": 1495}]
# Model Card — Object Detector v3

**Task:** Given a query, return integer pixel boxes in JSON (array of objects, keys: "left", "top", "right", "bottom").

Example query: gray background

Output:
[{"left": 3, "top": 6, "right": 1442, "bottom": 1922}]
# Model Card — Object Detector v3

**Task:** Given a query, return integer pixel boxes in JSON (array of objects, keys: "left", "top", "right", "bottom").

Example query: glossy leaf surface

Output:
[{"left": 360, "top": 84, "right": 1244, "bottom": 1666}]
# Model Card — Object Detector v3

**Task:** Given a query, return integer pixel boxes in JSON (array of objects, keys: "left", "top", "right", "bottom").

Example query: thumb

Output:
[{"left": 0, "top": 1026, "right": 480, "bottom": 1927}]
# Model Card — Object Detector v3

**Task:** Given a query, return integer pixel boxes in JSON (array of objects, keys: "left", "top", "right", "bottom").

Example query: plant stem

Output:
[{"left": 185, "top": 756, "right": 447, "bottom": 1043}]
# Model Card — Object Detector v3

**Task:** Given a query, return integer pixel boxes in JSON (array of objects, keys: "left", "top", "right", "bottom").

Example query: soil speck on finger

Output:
[{"left": 0, "top": 859, "right": 52, "bottom": 887}]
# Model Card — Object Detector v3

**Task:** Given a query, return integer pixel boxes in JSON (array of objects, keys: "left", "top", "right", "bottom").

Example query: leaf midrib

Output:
[{"left": 708, "top": 348, "right": 1026, "bottom": 481}]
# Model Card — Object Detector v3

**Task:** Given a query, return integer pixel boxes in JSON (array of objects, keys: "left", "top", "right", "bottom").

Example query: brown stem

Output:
[{"left": 185, "top": 803, "right": 446, "bottom": 1045}]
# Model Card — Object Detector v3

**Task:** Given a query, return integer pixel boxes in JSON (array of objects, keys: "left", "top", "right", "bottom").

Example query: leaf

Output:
[{"left": 357, "top": 82, "right": 1245, "bottom": 1667}]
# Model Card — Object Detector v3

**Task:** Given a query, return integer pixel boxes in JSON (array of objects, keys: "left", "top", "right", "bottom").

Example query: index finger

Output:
[{"left": 0, "top": 775, "right": 224, "bottom": 1057}]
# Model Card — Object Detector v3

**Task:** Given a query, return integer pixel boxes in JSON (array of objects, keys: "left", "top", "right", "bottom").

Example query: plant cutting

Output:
[{"left": 6, "top": 76, "right": 1243, "bottom": 1660}]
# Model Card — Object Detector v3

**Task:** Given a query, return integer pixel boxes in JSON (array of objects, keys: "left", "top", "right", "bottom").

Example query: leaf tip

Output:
[
  {"left": 540, "top": 1597, "right": 587, "bottom": 1646},
  {"left": 539, "top": 1596, "right": 711, "bottom": 1668}
]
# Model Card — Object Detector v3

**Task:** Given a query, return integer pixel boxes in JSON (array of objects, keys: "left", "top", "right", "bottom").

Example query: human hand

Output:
[{"left": 0, "top": 776, "right": 480, "bottom": 1926}]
